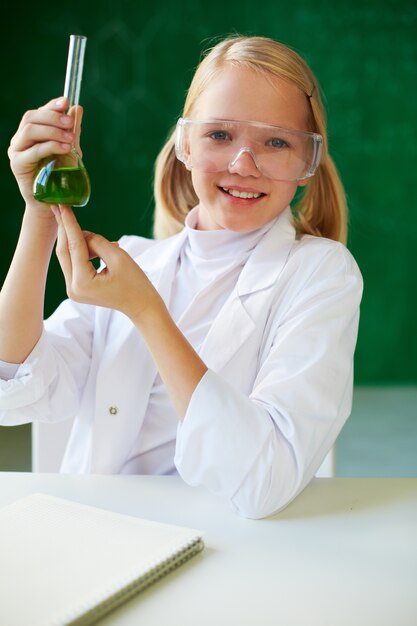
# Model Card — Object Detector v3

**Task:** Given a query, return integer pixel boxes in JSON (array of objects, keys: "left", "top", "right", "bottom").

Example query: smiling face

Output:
[{"left": 188, "top": 64, "right": 312, "bottom": 231}]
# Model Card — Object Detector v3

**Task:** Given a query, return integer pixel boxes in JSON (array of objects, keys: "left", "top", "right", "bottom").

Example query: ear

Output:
[
  {"left": 183, "top": 143, "right": 194, "bottom": 171},
  {"left": 183, "top": 138, "right": 191, "bottom": 164}
]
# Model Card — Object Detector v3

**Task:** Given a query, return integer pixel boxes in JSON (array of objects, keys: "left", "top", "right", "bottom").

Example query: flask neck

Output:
[{"left": 64, "top": 35, "right": 87, "bottom": 109}]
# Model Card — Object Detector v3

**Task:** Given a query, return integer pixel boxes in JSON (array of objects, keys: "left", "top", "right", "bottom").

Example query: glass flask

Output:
[{"left": 33, "top": 35, "right": 91, "bottom": 207}]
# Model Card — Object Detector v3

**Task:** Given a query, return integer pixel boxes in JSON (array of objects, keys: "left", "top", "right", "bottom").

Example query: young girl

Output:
[{"left": 0, "top": 36, "right": 362, "bottom": 519}]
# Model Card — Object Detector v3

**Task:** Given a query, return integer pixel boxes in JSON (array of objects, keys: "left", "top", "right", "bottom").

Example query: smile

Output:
[{"left": 221, "top": 187, "right": 264, "bottom": 199}]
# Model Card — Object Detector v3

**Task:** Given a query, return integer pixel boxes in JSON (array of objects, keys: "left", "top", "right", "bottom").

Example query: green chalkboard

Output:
[{"left": 1, "top": 0, "right": 416, "bottom": 383}]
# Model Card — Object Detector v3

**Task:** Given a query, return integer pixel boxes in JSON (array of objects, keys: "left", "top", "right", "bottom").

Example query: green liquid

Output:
[{"left": 33, "top": 166, "right": 91, "bottom": 207}]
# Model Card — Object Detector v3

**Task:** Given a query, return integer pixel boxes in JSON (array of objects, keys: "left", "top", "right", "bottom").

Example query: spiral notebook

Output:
[{"left": 0, "top": 493, "right": 204, "bottom": 626}]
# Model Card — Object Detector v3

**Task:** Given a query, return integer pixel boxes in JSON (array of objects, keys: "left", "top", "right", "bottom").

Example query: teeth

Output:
[{"left": 223, "top": 188, "right": 262, "bottom": 199}]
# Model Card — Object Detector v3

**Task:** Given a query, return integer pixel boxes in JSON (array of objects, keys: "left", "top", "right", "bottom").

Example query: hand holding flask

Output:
[{"left": 33, "top": 35, "right": 91, "bottom": 207}]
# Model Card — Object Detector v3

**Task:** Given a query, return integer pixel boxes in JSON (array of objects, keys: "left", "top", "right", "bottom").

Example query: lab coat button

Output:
[{"left": 108, "top": 406, "right": 118, "bottom": 415}]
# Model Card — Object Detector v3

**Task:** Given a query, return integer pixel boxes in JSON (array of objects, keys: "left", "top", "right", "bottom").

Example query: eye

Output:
[
  {"left": 208, "top": 130, "right": 230, "bottom": 141},
  {"left": 268, "top": 137, "right": 290, "bottom": 149}
]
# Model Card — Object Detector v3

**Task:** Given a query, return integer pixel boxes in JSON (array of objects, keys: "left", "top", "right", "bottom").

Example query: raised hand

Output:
[
  {"left": 53, "top": 205, "right": 163, "bottom": 322},
  {"left": 8, "top": 97, "right": 82, "bottom": 208}
]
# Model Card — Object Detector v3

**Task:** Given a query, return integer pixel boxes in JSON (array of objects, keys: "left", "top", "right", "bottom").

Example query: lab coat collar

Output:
[{"left": 138, "top": 206, "right": 296, "bottom": 300}]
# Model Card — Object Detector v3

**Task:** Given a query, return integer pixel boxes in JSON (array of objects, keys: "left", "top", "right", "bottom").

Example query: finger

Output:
[
  {"left": 52, "top": 205, "right": 73, "bottom": 288},
  {"left": 10, "top": 114, "right": 75, "bottom": 166},
  {"left": 16, "top": 106, "right": 74, "bottom": 135},
  {"left": 84, "top": 232, "right": 125, "bottom": 270},
  {"left": 10, "top": 122, "right": 74, "bottom": 154},
  {"left": 67, "top": 105, "right": 84, "bottom": 157},
  {"left": 10, "top": 141, "right": 72, "bottom": 173},
  {"left": 68, "top": 104, "right": 83, "bottom": 126},
  {"left": 58, "top": 206, "right": 93, "bottom": 281},
  {"left": 38, "top": 96, "right": 70, "bottom": 112}
]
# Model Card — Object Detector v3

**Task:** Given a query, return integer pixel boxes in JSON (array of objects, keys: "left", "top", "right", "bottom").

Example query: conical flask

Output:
[{"left": 33, "top": 35, "right": 91, "bottom": 207}]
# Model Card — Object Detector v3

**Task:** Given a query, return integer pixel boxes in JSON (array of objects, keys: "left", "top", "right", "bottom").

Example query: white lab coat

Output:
[{"left": 0, "top": 208, "right": 362, "bottom": 518}]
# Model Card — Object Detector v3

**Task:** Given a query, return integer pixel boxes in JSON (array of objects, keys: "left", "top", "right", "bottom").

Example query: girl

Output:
[{"left": 0, "top": 36, "right": 362, "bottom": 519}]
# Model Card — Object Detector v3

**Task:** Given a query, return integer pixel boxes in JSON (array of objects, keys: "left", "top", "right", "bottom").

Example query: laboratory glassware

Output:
[{"left": 33, "top": 35, "right": 91, "bottom": 207}]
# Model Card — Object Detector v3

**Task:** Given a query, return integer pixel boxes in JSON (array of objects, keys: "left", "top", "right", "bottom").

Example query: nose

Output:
[{"left": 228, "top": 147, "right": 262, "bottom": 178}]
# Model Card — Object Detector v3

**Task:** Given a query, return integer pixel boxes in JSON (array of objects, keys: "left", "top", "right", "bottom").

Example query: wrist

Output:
[
  {"left": 25, "top": 196, "right": 57, "bottom": 213},
  {"left": 128, "top": 293, "right": 170, "bottom": 334},
  {"left": 21, "top": 205, "right": 58, "bottom": 245},
  {"left": 23, "top": 202, "right": 57, "bottom": 225},
  {"left": 124, "top": 290, "right": 166, "bottom": 333}
]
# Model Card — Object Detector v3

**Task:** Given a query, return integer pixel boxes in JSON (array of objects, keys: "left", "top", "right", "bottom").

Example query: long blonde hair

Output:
[{"left": 153, "top": 36, "right": 347, "bottom": 243}]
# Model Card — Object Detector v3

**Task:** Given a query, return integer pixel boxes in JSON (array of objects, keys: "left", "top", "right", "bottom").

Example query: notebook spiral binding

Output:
[{"left": 64, "top": 537, "right": 205, "bottom": 626}]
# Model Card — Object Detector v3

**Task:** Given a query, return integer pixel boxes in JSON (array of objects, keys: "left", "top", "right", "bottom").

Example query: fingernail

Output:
[{"left": 55, "top": 98, "right": 65, "bottom": 107}]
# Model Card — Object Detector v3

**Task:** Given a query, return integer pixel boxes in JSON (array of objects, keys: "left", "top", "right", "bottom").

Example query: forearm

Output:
[
  {"left": 0, "top": 205, "right": 57, "bottom": 363},
  {"left": 133, "top": 301, "right": 208, "bottom": 421}
]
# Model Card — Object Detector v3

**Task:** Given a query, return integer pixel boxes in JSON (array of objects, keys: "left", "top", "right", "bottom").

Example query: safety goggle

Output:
[{"left": 175, "top": 117, "right": 323, "bottom": 182}]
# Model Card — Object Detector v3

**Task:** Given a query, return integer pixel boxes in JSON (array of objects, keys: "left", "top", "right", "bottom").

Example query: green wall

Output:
[{"left": 1, "top": 0, "right": 416, "bottom": 383}]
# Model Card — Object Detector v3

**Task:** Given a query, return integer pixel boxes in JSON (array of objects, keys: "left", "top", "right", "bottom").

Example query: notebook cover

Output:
[{"left": 0, "top": 493, "right": 204, "bottom": 626}]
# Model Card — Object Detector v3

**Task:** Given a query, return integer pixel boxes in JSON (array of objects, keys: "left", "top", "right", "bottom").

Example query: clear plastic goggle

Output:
[{"left": 175, "top": 117, "right": 323, "bottom": 182}]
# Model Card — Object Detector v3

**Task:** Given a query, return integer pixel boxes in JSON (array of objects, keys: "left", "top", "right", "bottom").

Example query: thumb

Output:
[
  {"left": 69, "top": 105, "right": 84, "bottom": 157},
  {"left": 84, "top": 232, "right": 123, "bottom": 267}
]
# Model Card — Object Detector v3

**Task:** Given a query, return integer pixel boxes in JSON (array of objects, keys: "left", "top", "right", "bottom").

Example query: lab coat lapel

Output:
[
  {"left": 96, "top": 227, "right": 188, "bottom": 370},
  {"left": 199, "top": 207, "right": 296, "bottom": 372},
  {"left": 90, "top": 230, "right": 187, "bottom": 473},
  {"left": 138, "top": 228, "right": 188, "bottom": 305}
]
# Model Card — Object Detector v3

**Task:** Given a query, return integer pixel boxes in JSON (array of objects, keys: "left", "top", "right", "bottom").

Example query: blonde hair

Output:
[{"left": 153, "top": 36, "right": 347, "bottom": 243}]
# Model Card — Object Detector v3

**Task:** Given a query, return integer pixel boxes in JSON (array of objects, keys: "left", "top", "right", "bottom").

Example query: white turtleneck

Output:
[{"left": 120, "top": 206, "right": 277, "bottom": 475}]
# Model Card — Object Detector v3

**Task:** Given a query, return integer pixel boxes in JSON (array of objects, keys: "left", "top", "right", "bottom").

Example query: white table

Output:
[{"left": 0, "top": 473, "right": 416, "bottom": 626}]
